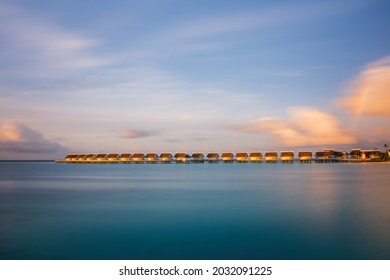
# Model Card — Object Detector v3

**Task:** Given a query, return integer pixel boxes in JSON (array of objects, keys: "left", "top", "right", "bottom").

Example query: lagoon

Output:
[{"left": 0, "top": 161, "right": 389, "bottom": 259}]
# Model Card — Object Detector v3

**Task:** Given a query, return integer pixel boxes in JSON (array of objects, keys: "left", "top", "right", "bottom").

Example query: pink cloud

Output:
[
  {"left": 228, "top": 107, "right": 356, "bottom": 147},
  {"left": 118, "top": 129, "right": 157, "bottom": 139},
  {"left": 0, "top": 120, "right": 66, "bottom": 153},
  {"left": 338, "top": 56, "right": 390, "bottom": 117}
]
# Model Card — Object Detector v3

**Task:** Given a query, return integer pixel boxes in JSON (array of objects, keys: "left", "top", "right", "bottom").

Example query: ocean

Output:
[{"left": 0, "top": 161, "right": 389, "bottom": 260}]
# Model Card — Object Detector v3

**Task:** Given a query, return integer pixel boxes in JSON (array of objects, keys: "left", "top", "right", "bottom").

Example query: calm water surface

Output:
[{"left": 0, "top": 162, "right": 389, "bottom": 259}]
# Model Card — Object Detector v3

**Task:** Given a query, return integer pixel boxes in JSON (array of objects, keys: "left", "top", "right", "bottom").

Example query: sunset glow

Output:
[{"left": 0, "top": 0, "right": 389, "bottom": 159}]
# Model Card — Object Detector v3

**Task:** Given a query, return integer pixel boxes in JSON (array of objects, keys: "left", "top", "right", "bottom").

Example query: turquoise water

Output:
[{"left": 0, "top": 161, "right": 390, "bottom": 260}]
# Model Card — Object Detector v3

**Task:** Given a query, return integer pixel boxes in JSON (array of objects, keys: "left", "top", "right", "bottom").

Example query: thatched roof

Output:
[
  {"left": 192, "top": 153, "right": 204, "bottom": 158},
  {"left": 280, "top": 151, "right": 294, "bottom": 157},
  {"left": 160, "top": 153, "right": 173, "bottom": 158},
  {"left": 174, "top": 153, "right": 187, "bottom": 158},
  {"left": 65, "top": 154, "right": 78, "bottom": 159},
  {"left": 146, "top": 153, "right": 158, "bottom": 158},
  {"left": 221, "top": 153, "right": 234, "bottom": 157},
  {"left": 324, "top": 149, "right": 335, "bottom": 155},
  {"left": 236, "top": 152, "right": 248, "bottom": 157},
  {"left": 363, "top": 150, "right": 381, "bottom": 155},
  {"left": 107, "top": 153, "right": 119, "bottom": 158},
  {"left": 133, "top": 153, "right": 145, "bottom": 158},
  {"left": 298, "top": 151, "right": 312, "bottom": 157},
  {"left": 77, "top": 154, "right": 87, "bottom": 159},
  {"left": 120, "top": 153, "right": 132, "bottom": 158},
  {"left": 315, "top": 151, "right": 330, "bottom": 157},
  {"left": 96, "top": 154, "right": 107, "bottom": 158},
  {"left": 207, "top": 153, "right": 219, "bottom": 158},
  {"left": 86, "top": 154, "right": 95, "bottom": 158},
  {"left": 349, "top": 149, "right": 362, "bottom": 155},
  {"left": 249, "top": 152, "right": 262, "bottom": 157},
  {"left": 334, "top": 151, "right": 345, "bottom": 157},
  {"left": 265, "top": 152, "right": 278, "bottom": 157}
]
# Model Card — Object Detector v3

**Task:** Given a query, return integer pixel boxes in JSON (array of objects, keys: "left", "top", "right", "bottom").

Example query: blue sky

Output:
[{"left": 0, "top": 0, "right": 389, "bottom": 159}]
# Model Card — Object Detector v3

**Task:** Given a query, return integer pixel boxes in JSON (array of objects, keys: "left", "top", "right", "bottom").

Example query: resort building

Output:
[
  {"left": 298, "top": 151, "right": 312, "bottom": 162},
  {"left": 236, "top": 152, "right": 249, "bottom": 162},
  {"left": 265, "top": 152, "right": 278, "bottom": 163},
  {"left": 249, "top": 152, "right": 263, "bottom": 162},
  {"left": 192, "top": 153, "right": 205, "bottom": 163},
  {"left": 334, "top": 151, "right": 347, "bottom": 159},
  {"left": 96, "top": 154, "right": 107, "bottom": 161},
  {"left": 249, "top": 152, "right": 262, "bottom": 162},
  {"left": 349, "top": 149, "right": 362, "bottom": 159},
  {"left": 65, "top": 154, "right": 78, "bottom": 161},
  {"left": 174, "top": 153, "right": 190, "bottom": 163},
  {"left": 132, "top": 153, "right": 145, "bottom": 163},
  {"left": 362, "top": 150, "right": 381, "bottom": 159},
  {"left": 221, "top": 152, "right": 234, "bottom": 162},
  {"left": 56, "top": 146, "right": 389, "bottom": 164},
  {"left": 119, "top": 153, "right": 132, "bottom": 161},
  {"left": 76, "top": 154, "right": 87, "bottom": 161},
  {"left": 107, "top": 154, "right": 119, "bottom": 161},
  {"left": 324, "top": 149, "right": 347, "bottom": 161},
  {"left": 207, "top": 153, "right": 220, "bottom": 163},
  {"left": 280, "top": 151, "right": 294, "bottom": 163},
  {"left": 314, "top": 151, "right": 330, "bottom": 162},
  {"left": 160, "top": 153, "right": 173, "bottom": 163},
  {"left": 146, "top": 153, "right": 159, "bottom": 163},
  {"left": 85, "top": 154, "right": 96, "bottom": 161}
]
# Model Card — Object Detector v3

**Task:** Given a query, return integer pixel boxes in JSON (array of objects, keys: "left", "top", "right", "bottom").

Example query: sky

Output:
[{"left": 0, "top": 0, "right": 389, "bottom": 159}]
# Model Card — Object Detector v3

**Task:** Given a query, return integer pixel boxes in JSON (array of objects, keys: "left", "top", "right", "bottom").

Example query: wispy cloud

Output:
[
  {"left": 0, "top": 3, "right": 107, "bottom": 78},
  {"left": 0, "top": 120, "right": 66, "bottom": 153},
  {"left": 337, "top": 56, "right": 390, "bottom": 117},
  {"left": 118, "top": 129, "right": 158, "bottom": 139},
  {"left": 227, "top": 107, "right": 357, "bottom": 147},
  {"left": 142, "top": 0, "right": 365, "bottom": 58},
  {"left": 159, "top": 2, "right": 353, "bottom": 41}
]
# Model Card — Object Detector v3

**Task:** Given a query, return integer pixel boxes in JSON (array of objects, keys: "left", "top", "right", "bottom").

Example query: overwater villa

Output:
[
  {"left": 56, "top": 147, "right": 389, "bottom": 164},
  {"left": 265, "top": 152, "right": 278, "bottom": 163},
  {"left": 314, "top": 151, "right": 330, "bottom": 162},
  {"left": 236, "top": 152, "right": 248, "bottom": 163},
  {"left": 76, "top": 154, "right": 87, "bottom": 161},
  {"left": 207, "top": 153, "right": 220, "bottom": 163},
  {"left": 174, "top": 153, "right": 190, "bottom": 163},
  {"left": 146, "top": 153, "right": 159, "bottom": 163},
  {"left": 280, "top": 151, "right": 294, "bottom": 163},
  {"left": 65, "top": 154, "right": 78, "bottom": 161},
  {"left": 221, "top": 152, "right": 234, "bottom": 162},
  {"left": 96, "top": 154, "right": 107, "bottom": 161},
  {"left": 119, "top": 153, "right": 132, "bottom": 161},
  {"left": 133, "top": 153, "right": 145, "bottom": 163},
  {"left": 107, "top": 153, "right": 119, "bottom": 161},
  {"left": 324, "top": 149, "right": 347, "bottom": 161},
  {"left": 160, "top": 153, "right": 173, "bottom": 163},
  {"left": 192, "top": 153, "right": 205, "bottom": 163},
  {"left": 298, "top": 151, "right": 312, "bottom": 162},
  {"left": 85, "top": 154, "right": 96, "bottom": 161},
  {"left": 362, "top": 150, "right": 381, "bottom": 159},
  {"left": 349, "top": 149, "right": 362, "bottom": 159},
  {"left": 334, "top": 151, "right": 347, "bottom": 159},
  {"left": 249, "top": 152, "right": 262, "bottom": 162}
]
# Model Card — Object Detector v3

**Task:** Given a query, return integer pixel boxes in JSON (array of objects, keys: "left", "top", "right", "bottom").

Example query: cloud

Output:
[
  {"left": 0, "top": 3, "right": 106, "bottom": 78},
  {"left": 118, "top": 129, "right": 157, "bottom": 139},
  {"left": 228, "top": 107, "right": 356, "bottom": 147},
  {"left": 146, "top": 0, "right": 364, "bottom": 57},
  {"left": 337, "top": 56, "right": 390, "bottom": 117},
  {"left": 0, "top": 120, "right": 66, "bottom": 153}
]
